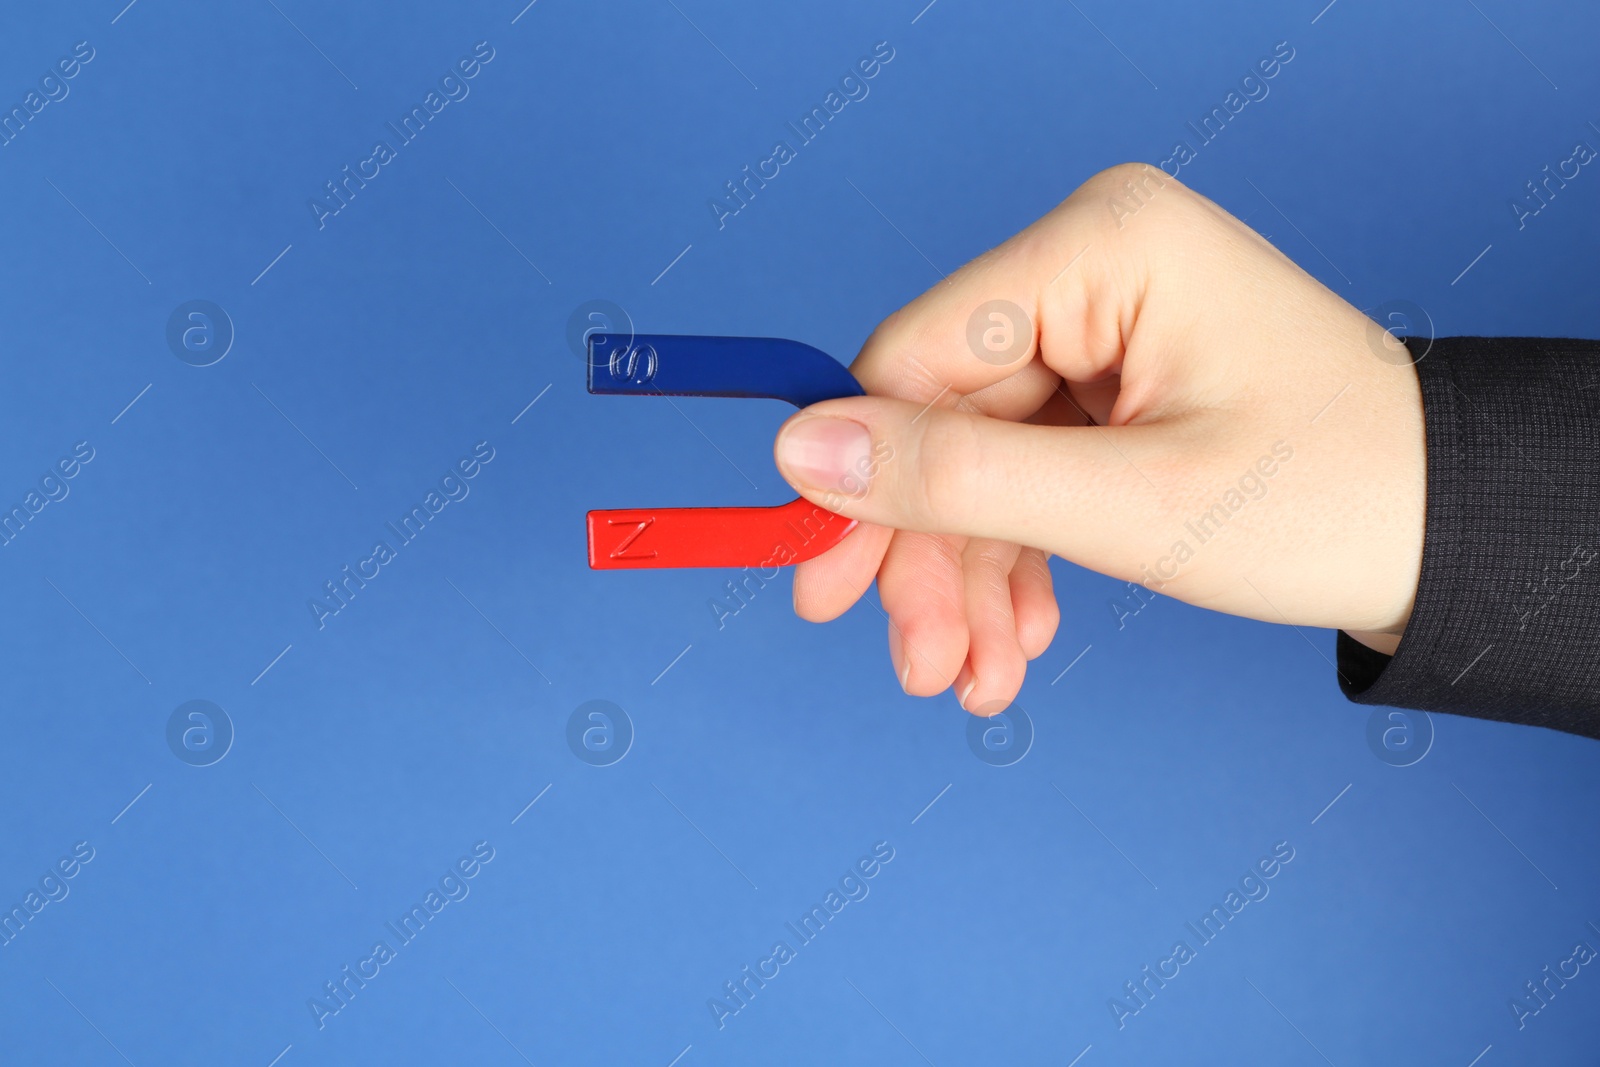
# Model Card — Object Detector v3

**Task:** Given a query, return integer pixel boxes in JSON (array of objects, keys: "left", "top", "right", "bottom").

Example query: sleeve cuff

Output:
[{"left": 1335, "top": 336, "right": 1600, "bottom": 740}]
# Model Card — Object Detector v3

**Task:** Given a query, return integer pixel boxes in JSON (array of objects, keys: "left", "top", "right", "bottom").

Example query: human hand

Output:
[{"left": 773, "top": 164, "right": 1427, "bottom": 714}]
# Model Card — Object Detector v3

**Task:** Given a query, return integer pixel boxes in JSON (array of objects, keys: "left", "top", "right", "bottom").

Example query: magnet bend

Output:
[{"left": 586, "top": 333, "right": 862, "bottom": 570}]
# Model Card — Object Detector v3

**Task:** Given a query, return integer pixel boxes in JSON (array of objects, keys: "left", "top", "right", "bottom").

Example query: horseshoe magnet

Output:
[{"left": 585, "top": 333, "right": 863, "bottom": 570}]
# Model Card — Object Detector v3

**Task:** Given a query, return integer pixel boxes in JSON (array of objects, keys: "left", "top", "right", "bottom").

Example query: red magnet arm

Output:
[
  {"left": 588, "top": 501, "right": 857, "bottom": 570},
  {"left": 584, "top": 333, "right": 865, "bottom": 571}
]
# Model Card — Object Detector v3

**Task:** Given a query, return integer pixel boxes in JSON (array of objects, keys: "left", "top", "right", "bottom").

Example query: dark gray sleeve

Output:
[{"left": 1336, "top": 335, "right": 1600, "bottom": 740}]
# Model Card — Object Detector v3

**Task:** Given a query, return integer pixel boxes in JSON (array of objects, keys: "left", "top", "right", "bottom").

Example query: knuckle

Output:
[
  {"left": 907, "top": 414, "right": 980, "bottom": 528},
  {"left": 966, "top": 538, "right": 1020, "bottom": 586},
  {"left": 975, "top": 561, "right": 1013, "bottom": 603},
  {"left": 1069, "top": 162, "right": 1196, "bottom": 243},
  {"left": 1085, "top": 161, "right": 1155, "bottom": 191},
  {"left": 1073, "top": 163, "right": 1162, "bottom": 208}
]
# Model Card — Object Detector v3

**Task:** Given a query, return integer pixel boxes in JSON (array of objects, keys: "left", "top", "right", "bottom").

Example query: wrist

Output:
[{"left": 1344, "top": 629, "right": 1401, "bottom": 656}]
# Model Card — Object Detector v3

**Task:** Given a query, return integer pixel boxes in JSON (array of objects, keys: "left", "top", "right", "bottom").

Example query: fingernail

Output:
[
  {"left": 776, "top": 416, "right": 872, "bottom": 492},
  {"left": 889, "top": 626, "right": 910, "bottom": 693},
  {"left": 958, "top": 678, "right": 978, "bottom": 711}
]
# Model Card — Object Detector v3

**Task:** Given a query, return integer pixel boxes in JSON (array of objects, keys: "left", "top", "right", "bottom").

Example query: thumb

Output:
[{"left": 773, "top": 395, "right": 1169, "bottom": 569}]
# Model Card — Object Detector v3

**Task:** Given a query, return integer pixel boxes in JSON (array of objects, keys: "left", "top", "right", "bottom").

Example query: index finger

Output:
[{"left": 847, "top": 170, "right": 1124, "bottom": 404}]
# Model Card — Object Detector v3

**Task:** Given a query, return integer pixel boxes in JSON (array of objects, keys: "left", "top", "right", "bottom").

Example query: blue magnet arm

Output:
[{"left": 586, "top": 333, "right": 864, "bottom": 407}]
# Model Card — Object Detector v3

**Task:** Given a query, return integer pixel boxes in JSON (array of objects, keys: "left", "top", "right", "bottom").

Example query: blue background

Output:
[{"left": 2, "top": 0, "right": 1598, "bottom": 1064}]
